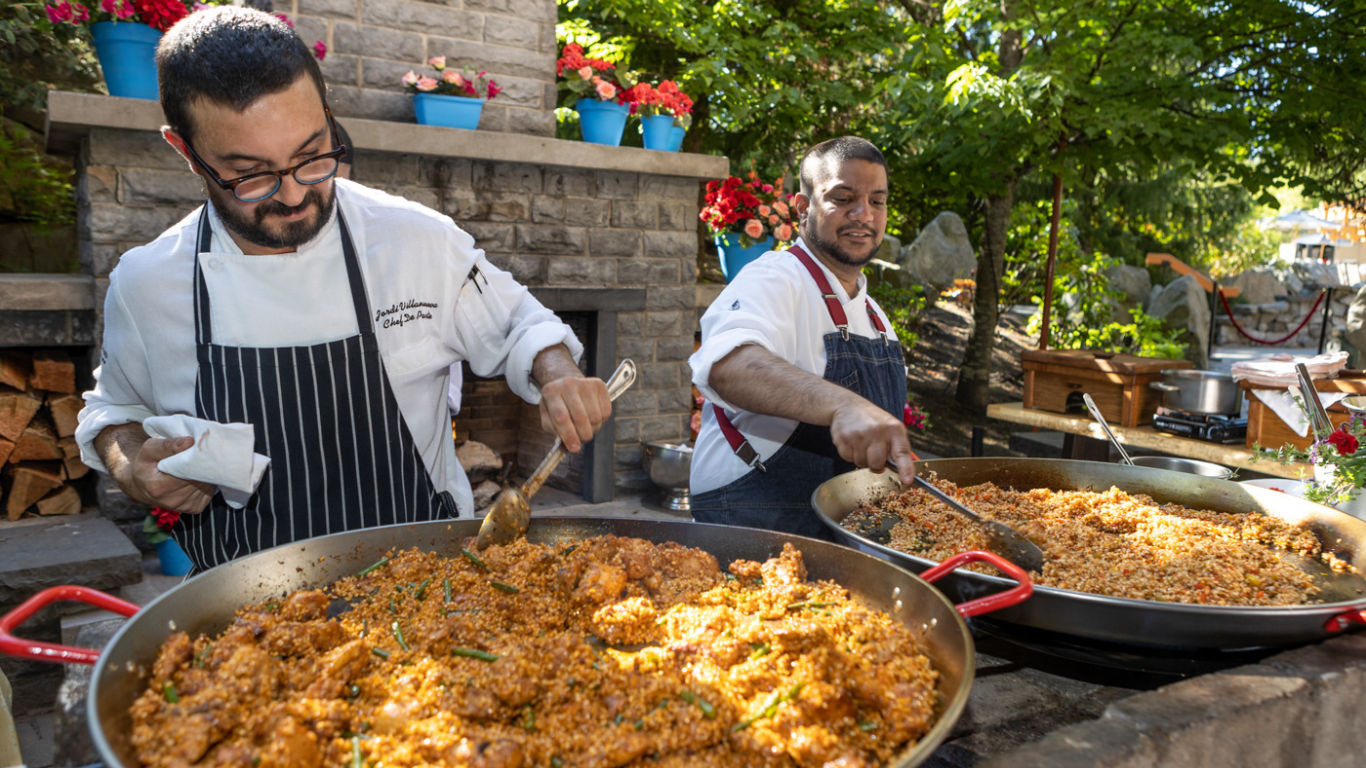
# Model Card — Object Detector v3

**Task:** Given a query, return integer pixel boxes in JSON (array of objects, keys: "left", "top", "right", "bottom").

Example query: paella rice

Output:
[
  {"left": 131, "top": 537, "right": 940, "bottom": 768},
  {"left": 843, "top": 477, "right": 1342, "bottom": 606}
]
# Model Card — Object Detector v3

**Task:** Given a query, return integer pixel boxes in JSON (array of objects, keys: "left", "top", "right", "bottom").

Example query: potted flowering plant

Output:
[
  {"left": 43, "top": 2, "right": 325, "bottom": 101},
  {"left": 1258, "top": 410, "right": 1366, "bottom": 519},
  {"left": 142, "top": 507, "right": 193, "bottom": 576},
  {"left": 700, "top": 171, "right": 800, "bottom": 281},
  {"left": 557, "top": 43, "right": 637, "bottom": 146},
  {"left": 402, "top": 56, "right": 502, "bottom": 130},
  {"left": 626, "top": 80, "right": 694, "bottom": 152}
]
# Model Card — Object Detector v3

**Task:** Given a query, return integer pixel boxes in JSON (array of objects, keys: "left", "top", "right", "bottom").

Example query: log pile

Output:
[{"left": 0, "top": 349, "right": 90, "bottom": 520}]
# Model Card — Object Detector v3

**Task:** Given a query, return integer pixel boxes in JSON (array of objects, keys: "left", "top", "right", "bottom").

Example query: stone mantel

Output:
[{"left": 45, "top": 91, "right": 728, "bottom": 181}]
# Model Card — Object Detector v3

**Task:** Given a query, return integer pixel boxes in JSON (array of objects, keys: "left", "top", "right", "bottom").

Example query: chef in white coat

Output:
[{"left": 76, "top": 6, "right": 610, "bottom": 572}]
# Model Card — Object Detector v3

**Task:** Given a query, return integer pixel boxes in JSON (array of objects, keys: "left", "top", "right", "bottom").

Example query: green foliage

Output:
[
  {"left": 0, "top": 117, "right": 75, "bottom": 226},
  {"left": 1025, "top": 253, "right": 1185, "bottom": 359},
  {"left": 0, "top": 2, "right": 102, "bottom": 115},
  {"left": 866, "top": 281, "right": 928, "bottom": 353},
  {"left": 1206, "top": 217, "right": 1284, "bottom": 280}
]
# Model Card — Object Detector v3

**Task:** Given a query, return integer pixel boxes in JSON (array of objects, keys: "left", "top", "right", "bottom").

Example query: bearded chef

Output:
[
  {"left": 75, "top": 6, "right": 610, "bottom": 572},
  {"left": 689, "top": 137, "right": 915, "bottom": 539}
]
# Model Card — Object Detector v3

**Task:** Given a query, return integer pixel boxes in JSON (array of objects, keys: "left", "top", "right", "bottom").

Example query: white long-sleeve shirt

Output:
[
  {"left": 689, "top": 239, "right": 901, "bottom": 495},
  {"left": 77, "top": 178, "right": 582, "bottom": 516}
]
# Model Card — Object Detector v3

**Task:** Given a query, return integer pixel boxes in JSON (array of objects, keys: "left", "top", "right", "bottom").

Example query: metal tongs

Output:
[
  {"left": 1296, "top": 362, "right": 1335, "bottom": 439},
  {"left": 1082, "top": 393, "right": 1135, "bottom": 466}
]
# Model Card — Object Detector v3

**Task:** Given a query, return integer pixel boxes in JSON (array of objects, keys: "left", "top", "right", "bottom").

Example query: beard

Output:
[
  {"left": 803, "top": 215, "right": 883, "bottom": 269},
  {"left": 206, "top": 181, "right": 335, "bottom": 251}
]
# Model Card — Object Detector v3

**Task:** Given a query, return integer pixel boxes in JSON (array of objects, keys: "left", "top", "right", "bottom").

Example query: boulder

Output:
[
  {"left": 1273, "top": 266, "right": 1305, "bottom": 295},
  {"left": 1147, "top": 274, "right": 1210, "bottom": 368},
  {"left": 897, "top": 212, "right": 976, "bottom": 291},
  {"left": 1103, "top": 264, "right": 1152, "bottom": 323},
  {"left": 863, "top": 258, "right": 913, "bottom": 293},
  {"left": 1291, "top": 259, "right": 1339, "bottom": 289},
  {"left": 1341, "top": 283, "right": 1366, "bottom": 368},
  {"left": 1222, "top": 268, "right": 1288, "bottom": 305},
  {"left": 872, "top": 233, "right": 902, "bottom": 265},
  {"left": 456, "top": 440, "right": 503, "bottom": 484}
]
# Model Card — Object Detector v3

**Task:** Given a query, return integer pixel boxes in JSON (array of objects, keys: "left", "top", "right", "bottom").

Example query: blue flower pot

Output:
[
  {"left": 668, "top": 125, "right": 686, "bottom": 152},
  {"left": 716, "top": 234, "right": 776, "bottom": 282},
  {"left": 91, "top": 21, "right": 161, "bottom": 101},
  {"left": 642, "top": 114, "right": 676, "bottom": 151},
  {"left": 154, "top": 538, "right": 194, "bottom": 576},
  {"left": 413, "top": 93, "right": 484, "bottom": 130},
  {"left": 576, "top": 98, "right": 630, "bottom": 146}
]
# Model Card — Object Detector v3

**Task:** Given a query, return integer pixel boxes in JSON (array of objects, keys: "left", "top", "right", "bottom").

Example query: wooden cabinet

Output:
[{"left": 1021, "top": 349, "right": 1194, "bottom": 428}]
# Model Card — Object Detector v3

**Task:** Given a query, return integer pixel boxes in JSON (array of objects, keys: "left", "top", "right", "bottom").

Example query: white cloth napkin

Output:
[
  {"left": 143, "top": 415, "right": 270, "bottom": 509},
  {"left": 1230, "top": 351, "right": 1348, "bottom": 388},
  {"left": 1251, "top": 388, "right": 1350, "bottom": 437}
]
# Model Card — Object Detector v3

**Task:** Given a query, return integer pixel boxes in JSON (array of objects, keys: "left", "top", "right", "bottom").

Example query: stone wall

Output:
[
  {"left": 75, "top": 128, "right": 703, "bottom": 496},
  {"left": 283, "top": 0, "right": 558, "bottom": 134},
  {"left": 1214, "top": 290, "right": 1349, "bottom": 349}
]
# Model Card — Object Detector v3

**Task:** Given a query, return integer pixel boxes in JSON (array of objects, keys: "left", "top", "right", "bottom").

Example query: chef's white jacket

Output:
[
  {"left": 76, "top": 178, "right": 582, "bottom": 516},
  {"left": 689, "top": 238, "right": 902, "bottom": 495}
]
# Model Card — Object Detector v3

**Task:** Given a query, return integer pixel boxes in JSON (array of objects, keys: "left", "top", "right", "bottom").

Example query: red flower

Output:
[
  {"left": 313, "top": 40, "right": 327, "bottom": 60},
  {"left": 1328, "top": 428, "right": 1359, "bottom": 456},
  {"left": 153, "top": 506, "right": 181, "bottom": 530},
  {"left": 486, "top": 81, "right": 502, "bottom": 99},
  {"left": 131, "top": 0, "right": 187, "bottom": 31}
]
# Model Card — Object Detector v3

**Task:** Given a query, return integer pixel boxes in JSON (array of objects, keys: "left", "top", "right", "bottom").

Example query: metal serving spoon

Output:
[
  {"left": 475, "top": 359, "right": 637, "bottom": 549},
  {"left": 886, "top": 460, "right": 1044, "bottom": 572},
  {"left": 1082, "top": 393, "right": 1135, "bottom": 466}
]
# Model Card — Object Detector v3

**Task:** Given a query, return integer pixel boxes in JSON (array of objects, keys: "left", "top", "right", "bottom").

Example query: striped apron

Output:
[{"left": 172, "top": 206, "right": 457, "bottom": 573}]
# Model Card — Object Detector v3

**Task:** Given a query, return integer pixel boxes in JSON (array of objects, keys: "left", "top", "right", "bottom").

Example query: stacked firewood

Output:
[{"left": 0, "top": 350, "right": 89, "bottom": 520}]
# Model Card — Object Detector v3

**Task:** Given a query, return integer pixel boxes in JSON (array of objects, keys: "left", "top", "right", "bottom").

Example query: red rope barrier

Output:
[{"left": 1218, "top": 290, "right": 1327, "bottom": 345}]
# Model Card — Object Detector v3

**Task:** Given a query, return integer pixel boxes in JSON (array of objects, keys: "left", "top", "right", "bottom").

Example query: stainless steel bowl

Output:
[
  {"left": 643, "top": 441, "right": 692, "bottom": 512},
  {"left": 1129, "top": 455, "right": 1233, "bottom": 479},
  {"left": 1149, "top": 369, "right": 1243, "bottom": 415}
]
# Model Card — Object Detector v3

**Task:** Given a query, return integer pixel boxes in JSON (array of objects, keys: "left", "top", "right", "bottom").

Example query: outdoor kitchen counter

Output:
[
  {"left": 988, "top": 402, "right": 1308, "bottom": 480},
  {"left": 44, "top": 92, "right": 729, "bottom": 180}
]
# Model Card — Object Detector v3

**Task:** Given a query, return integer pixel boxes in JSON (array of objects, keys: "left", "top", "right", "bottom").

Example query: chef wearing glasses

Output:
[{"left": 76, "top": 6, "right": 610, "bottom": 572}]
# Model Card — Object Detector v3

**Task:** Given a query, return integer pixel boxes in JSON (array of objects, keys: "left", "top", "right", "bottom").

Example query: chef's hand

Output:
[
  {"left": 539, "top": 375, "right": 611, "bottom": 453},
  {"left": 830, "top": 398, "right": 916, "bottom": 485},
  {"left": 95, "top": 424, "right": 216, "bottom": 513}
]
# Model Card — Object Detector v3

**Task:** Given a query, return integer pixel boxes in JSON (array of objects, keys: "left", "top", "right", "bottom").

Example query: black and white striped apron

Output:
[{"left": 171, "top": 206, "right": 457, "bottom": 573}]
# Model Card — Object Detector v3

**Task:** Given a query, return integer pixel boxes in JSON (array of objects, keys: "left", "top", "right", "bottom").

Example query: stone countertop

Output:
[{"left": 45, "top": 92, "right": 729, "bottom": 181}]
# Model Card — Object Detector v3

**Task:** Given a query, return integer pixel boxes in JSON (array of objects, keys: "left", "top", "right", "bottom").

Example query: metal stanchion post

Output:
[{"left": 1319, "top": 287, "right": 1334, "bottom": 354}]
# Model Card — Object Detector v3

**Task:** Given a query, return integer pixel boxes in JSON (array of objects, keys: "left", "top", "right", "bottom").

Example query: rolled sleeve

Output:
[
  {"left": 75, "top": 278, "right": 157, "bottom": 473},
  {"left": 453, "top": 253, "right": 583, "bottom": 404},
  {"left": 689, "top": 270, "right": 795, "bottom": 412}
]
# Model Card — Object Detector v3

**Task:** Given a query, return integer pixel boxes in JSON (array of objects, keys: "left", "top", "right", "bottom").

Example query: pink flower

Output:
[
  {"left": 464, "top": 82, "right": 477, "bottom": 97},
  {"left": 72, "top": 2, "right": 89, "bottom": 21},
  {"left": 441, "top": 70, "right": 463, "bottom": 85},
  {"left": 416, "top": 76, "right": 439, "bottom": 92},
  {"left": 428, "top": 55, "right": 446, "bottom": 70},
  {"left": 100, "top": 0, "right": 115, "bottom": 11},
  {"left": 401, "top": 70, "right": 419, "bottom": 86},
  {"left": 274, "top": 12, "right": 293, "bottom": 26},
  {"left": 758, "top": 204, "right": 771, "bottom": 217},
  {"left": 313, "top": 40, "right": 327, "bottom": 60},
  {"left": 761, "top": 184, "right": 774, "bottom": 193},
  {"left": 486, "top": 81, "right": 502, "bottom": 99},
  {"left": 595, "top": 80, "right": 617, "bottom": 100},
  {"left": 743, "top": 219, "right": 764, "bottom": 240},
  {"left": 45, "top": 3, "right": 71, "bottom": 23},
  {"left": 774, "top": 201, "right": 790, "bottom": 216},
  {"left": 774, "top": 223, "right": 794, "bottom": 241},
  {"left": 578, "top": 65, "right": 593, "bottom": 80},
  {"left": 768, "top": 214, "right": 780, "bottom": 225},
  {"left": 192, "top": 1, "right": 211, "bottom": 10}
]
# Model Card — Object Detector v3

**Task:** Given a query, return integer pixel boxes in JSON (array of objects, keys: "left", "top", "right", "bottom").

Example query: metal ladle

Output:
[
  {"left": 475, "top": 359, "right": 637, "bottom": 549},
  {"left": 888, "top": 460, "right": 1045, "bottom": 572},
  {"left": 1082, "top": 392, "right": 1135, "bottom": 465}
]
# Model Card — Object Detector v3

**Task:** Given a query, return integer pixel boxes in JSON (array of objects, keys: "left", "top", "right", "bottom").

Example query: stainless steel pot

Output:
[
  {"left": 1129, "top": 455, "right": 1233, "bottom": 479},
  {"left": 812, "top": 458, "right": 1366, "bottom": 649},
  {"left": 1149, "top": 369, "right": 1243, "bottom": 415},
  {"left": 0, "top": 518, "right": 1030, "bottom": 768}
]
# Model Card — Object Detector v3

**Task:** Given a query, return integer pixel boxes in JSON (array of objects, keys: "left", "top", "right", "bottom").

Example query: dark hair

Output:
[
  {"left": 157, "top": 6, "right": 326, "bottom": 143},
  {"left": 799, "top": 137, "right": 887, "bottom": 197}
]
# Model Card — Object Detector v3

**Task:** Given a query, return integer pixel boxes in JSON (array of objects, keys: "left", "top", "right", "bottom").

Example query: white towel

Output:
[
  {"left": 143, "top": 415, "right": 270, "bottom": 509},
  {"left": 1230, "top": 351, "right": 1348, "bottom": 388},
  {"left": 1251, "top": 388, "right": 1350, "bottom": 438}
]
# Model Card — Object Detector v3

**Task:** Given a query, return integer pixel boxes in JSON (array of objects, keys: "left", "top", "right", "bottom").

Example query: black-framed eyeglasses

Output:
[{"left": 183, "top": 102, "right": 347, "bottom": 203}]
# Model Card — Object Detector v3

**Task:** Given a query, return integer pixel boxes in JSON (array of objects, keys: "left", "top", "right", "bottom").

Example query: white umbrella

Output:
[{"left": 1260, "top": 209, "right": 1342, "bottom": 231}]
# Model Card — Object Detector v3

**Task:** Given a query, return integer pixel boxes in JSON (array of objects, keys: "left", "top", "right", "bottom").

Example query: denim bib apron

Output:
[
  {"left": 171, "top": 206, "right": 458, "bottom": 573},
  {"left": 691, "top": 244, "right": 907, "bottom": 540}
]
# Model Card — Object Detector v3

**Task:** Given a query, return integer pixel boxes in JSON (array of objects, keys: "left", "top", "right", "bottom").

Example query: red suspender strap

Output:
[
  {"left": 865, "top": 301, "right": 888, "bottom": 343},
  {"left": 712, "top": 403, "right": 766, "bottom": 472},
  {"left": 788, "top": 244, "right": 851, "bottom": 340}
]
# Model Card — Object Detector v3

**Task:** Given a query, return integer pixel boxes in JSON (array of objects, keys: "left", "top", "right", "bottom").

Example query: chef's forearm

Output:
[
  {"left": 530, "top": 344, "right": 584, "bottom": 387},
  {"left": 708, "top": 344, "right": 857, "bottom": 426},
  {"left": 93, "top": 422, "right": 150, "bottom": 492}
]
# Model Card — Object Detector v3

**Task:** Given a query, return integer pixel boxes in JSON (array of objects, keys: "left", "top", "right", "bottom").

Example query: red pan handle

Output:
[
  {"left": 0, "top": 586, "right": 141, "bottom": 665},
  {"left": 920, "top": 550, "right": 1035, "bottom": 618},
  {"left": 1325, "top": 609, "right": 1366, "bottom": 633}
]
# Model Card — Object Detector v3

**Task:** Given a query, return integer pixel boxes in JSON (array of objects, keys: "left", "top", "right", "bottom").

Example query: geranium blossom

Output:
[{"left": 313, "top": 40, "right": 327, "bottom": 60}]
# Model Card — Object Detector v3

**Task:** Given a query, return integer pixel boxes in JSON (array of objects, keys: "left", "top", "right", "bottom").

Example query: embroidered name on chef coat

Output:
[{"left": 375, "top": 299, "right": 438, "bottom": 329}]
